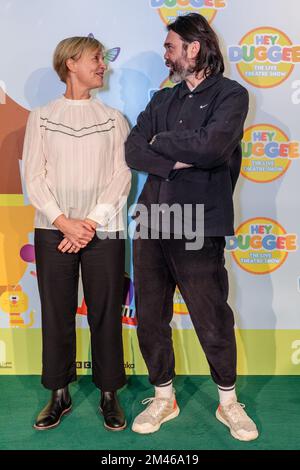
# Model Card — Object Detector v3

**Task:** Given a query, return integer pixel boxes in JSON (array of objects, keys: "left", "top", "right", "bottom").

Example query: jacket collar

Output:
[{"left": 178, "top": 73, "right": 223, "bottom": 99}]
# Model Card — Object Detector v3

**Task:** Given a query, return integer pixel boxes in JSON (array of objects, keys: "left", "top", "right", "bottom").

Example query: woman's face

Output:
[{"left": 71, "top": 47, "right": 107, "bottom": 90}]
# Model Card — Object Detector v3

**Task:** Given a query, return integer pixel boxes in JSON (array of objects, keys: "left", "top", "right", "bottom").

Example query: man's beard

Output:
[{"left": 167, "top": 58, "right": 194, "bottom": 83}]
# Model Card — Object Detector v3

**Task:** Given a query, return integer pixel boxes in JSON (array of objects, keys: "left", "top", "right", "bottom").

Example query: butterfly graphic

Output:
[
  {"left": 104, "top": 47, "right": 120, "bottom": 63},
  {"left": 88, "top": 33, "right": 120, "bottom": 64}
]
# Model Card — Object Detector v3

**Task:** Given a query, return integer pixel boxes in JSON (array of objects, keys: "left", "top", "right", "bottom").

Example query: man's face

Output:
[{"left": 164, "top": 30, "right": 194, "bottom": 83}]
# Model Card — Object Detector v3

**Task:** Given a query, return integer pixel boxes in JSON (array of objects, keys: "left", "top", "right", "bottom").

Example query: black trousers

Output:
[
  {"left": 34, "top": 229, "right": 126, "bottom": 391},
  {"left": 133, "top": 236, "right": 237, "bottom": 388}
]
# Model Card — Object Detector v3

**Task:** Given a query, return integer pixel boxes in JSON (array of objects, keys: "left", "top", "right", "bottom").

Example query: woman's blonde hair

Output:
[{"left": 53, "top": 36, "right": 103, "bottom": 83}]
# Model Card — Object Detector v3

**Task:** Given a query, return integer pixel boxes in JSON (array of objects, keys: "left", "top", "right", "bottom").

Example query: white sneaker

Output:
[
  {"left": 216, "top": 401, "right": 259, "bottom": 441},
  {"left": 132, "top": 392, "right": 180, "bottom": 434}
]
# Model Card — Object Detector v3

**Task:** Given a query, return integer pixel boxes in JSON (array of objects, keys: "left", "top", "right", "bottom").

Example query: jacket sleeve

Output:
[
  {"left": 150, "top": 87, "right": 249, "bottom": 170},
  {"left": 87, "top": 111, "right": 132, "bottom": 226},
  {"left": 22, "top": 108, "right": 63, "bottom": 224},
  {"left": 125, "top": 94, "right": 175, "bottom": 179}
]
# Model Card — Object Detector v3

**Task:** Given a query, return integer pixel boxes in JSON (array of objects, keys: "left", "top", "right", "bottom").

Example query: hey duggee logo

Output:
[
  {"left": 227, "top": 218, "right": 297, "bottom": 275},
  {"left": 242, "top": 124, "right": 300, "bottom": 183},
  {"left": 150, "top": 0, "right": 226, "bottom": 25},
  {"left": 229, "top": 27, "right": 300, "bottom": 88}
]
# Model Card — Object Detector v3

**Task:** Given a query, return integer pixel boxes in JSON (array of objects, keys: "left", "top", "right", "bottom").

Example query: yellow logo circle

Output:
[
  {"left": 150, "top": 0, "right": 226, "bottom": 25},
  {"left": 228, "top": 27, "right": 300, "bottom": 88},
  {"left": 227, "top": 218, "right": 297, "bottom": 274},
  {"left": 241, "top": 124, "right": 299, "bottom": 183}
]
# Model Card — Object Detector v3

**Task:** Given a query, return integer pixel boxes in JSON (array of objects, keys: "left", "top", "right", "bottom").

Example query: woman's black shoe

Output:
[
  {"left": 34, "top": 386, "right": 72, "bottom": 430},
  {"left": 100, "top": 391, "right": 126, "bottom": 431}
]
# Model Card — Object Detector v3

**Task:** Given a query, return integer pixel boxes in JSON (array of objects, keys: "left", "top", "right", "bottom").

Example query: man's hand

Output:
[
  {"left": 173, "top": 161, "right": 193, "bottom": 170},
  {"left": 53, "top": 215, "right": 95, "bottom": 249}
]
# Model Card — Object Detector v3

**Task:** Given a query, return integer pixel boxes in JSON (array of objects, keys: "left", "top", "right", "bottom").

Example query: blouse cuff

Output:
[
  {"left": 86, "top": 204, "right": 111, "bottom": 227},
  {"left": 43, "top": 200, "right": 64, "bottom": 225}
]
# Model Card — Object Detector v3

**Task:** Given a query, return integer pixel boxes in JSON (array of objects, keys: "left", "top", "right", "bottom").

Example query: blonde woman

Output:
[{"left": 22, "top": 36, "right": 131, "bottom": 431}]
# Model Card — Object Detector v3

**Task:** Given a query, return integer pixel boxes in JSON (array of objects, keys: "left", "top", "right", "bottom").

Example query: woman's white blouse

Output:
[{"left": 22, "top": 96, "right": 132, "bottom": 231}]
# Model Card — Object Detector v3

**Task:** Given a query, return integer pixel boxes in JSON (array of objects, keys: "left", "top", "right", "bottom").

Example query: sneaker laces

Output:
[
  {"left": 223, "top": 402, "right": 246, "bottom": 424},
  {"left": 141, "top": 397, "right": 171, "bottom": 419}
]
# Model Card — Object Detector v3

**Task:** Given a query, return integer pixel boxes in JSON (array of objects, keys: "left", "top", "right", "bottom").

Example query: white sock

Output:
[
  {"left": 155, "top": 381, "right": 173, "bottom": 399},
  {"left": 218, "top": 384, "right": 237, "bottom": 405}
]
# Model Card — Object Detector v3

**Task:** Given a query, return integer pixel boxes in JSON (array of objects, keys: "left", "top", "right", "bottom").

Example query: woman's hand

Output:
[
  {"left": 57, "top": 238, "right": 81, "bottom": 253},
  {"left": 53, "top": 215, "right": 95, "bottom": 249},
  {"left": 84, "top": 218, "right": 98, "bottom": 231}
]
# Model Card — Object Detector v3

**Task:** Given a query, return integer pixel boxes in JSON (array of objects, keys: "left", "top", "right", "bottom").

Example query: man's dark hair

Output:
[{"left": 167, "top": 13, "right": 224, "bottom": 78}]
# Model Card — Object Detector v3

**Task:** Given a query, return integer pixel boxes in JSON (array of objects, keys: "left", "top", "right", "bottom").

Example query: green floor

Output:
[{"left": 0, "top": 375, "right": 300, "bottom": 450}]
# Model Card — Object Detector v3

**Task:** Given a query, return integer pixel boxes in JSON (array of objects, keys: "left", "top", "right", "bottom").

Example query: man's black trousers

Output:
[{"left": 133, "top": 235, "right": 237, "bottom": 388}]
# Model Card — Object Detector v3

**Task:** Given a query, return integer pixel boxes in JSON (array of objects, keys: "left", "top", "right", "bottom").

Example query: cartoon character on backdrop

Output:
[
  {"left": 0, "top": 285, "right": 34, "bottom": 328},
  {"left": 0, "top": 91, "right": 35, "bottom": 301},
  {"left": 76, "top": 272, "right": 136, "bottom": 326}
]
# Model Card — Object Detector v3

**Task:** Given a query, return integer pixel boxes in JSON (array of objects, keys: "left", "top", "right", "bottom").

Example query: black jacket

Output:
[{"left": 125, "top": 74, "right": 249, "bottom": 236}]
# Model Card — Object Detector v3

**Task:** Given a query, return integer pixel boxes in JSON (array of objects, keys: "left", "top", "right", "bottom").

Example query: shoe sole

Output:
[
  {"left": 33, "top": 405, "right": 72, "bottom": 431},
  {"left": 132, "top": 406, "right": 180, "bottom": 434},
  {"left": 99, "top": 407, "right": 127, "bottom": 432},
  {"left": 104, "top": 420, "right": 127, "bottom": 432},
  {"left": 215, "top": 409, "right": 258, "bottom": 442}
]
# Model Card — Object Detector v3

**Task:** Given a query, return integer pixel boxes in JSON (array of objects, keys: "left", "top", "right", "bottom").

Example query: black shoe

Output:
[
  {"left": 34, "top": 386, "right": 72, "bottom": 430},
  {"left": 99, "top": 391, "right": 126, "bottom": 431}
]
